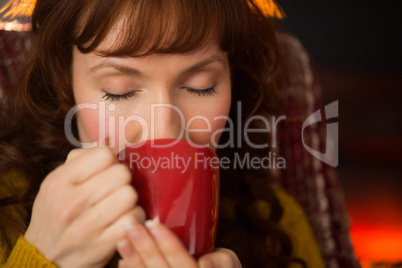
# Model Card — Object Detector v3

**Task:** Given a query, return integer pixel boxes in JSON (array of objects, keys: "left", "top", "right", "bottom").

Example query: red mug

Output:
[{"left": 118, "top": 139, "right": 220, "bottom": 257}]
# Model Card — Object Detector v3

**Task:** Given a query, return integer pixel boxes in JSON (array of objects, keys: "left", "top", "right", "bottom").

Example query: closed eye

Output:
[
  {"left": 101, "top": 89, "right": 140, "bottom": 102},
  {"left": 184, "top": 86, "right": 217, "bottom": 96}
]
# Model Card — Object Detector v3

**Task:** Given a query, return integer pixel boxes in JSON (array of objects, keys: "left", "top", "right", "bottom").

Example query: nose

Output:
[
  {"left": 121, "top": 86, "right": 186, "bottom": 147},
  {"left": 150, "top": 101, "right": 185, "bottom": 140}
]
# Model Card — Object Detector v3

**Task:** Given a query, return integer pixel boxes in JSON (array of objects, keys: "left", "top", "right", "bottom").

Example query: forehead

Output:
[{"left": 75, "top": 43, "right": 228, "bottom": 79}]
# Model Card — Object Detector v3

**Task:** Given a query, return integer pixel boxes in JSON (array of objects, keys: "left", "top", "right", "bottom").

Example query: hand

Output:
[
  {"left": 24, "top": 147, "right": 145, "bottom": 268},
  {"left": 117, "top": 220, "right": 242, "bottom": 268}
]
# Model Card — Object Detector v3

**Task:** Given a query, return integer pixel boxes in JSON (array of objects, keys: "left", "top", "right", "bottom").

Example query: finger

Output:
[
  {"left": 58, "top": 147, "right": 117, "bottom": 184},
  {"left": 131, "top": 206, "right": 146, "bottom": 225},
  {"left": 198, "top": 248, "right": 242, "bottom": 268},
  {"left": 100, "top": 207, "right": 146, "bottom": 245},
  {"left": 65, "top": 148, "right": 88, "bottom": 163},
  {"left": 83, "top": 185, "right": 137, "bottom": 230},
  {"left": 146, "top": 220, "right": 197, "bottom": 268},
  {"left": 125, "top": 222, "right": 169, "bottom": 268},
  {"left": 117, "top": 239, "right": 145, "bottom": 268},
  {"left": 98, "top": 136, "right": 110, "bottom": 148},
  {"left": 81, "top": 163, "right": 131, "bottom": 207},
  {"left": 66, "top": 137, "right": 110, "bottom": 163}
]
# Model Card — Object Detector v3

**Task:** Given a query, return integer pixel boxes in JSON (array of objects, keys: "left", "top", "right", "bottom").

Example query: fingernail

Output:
[
  {"left": 99, "top": 136, "right": 110, "bottom": 147},
  {"left": 127, "top": 224, "right": 143, "bottom": 241},
  {"left": 200, "top": 258, "right": 216, "bottom": 268},
  {"left": 144, "top": 216, "right": 159, "bottom": 228},
  {"left": 82, "top": 140, "right": 97, "bottom": 149},
  {"left": 117, "top": 240, "right": 134, "bottom": 257},
  {"left": 145, "top": 217, "right": 162, "bottom": 240},
  {"left": 82, "top": 137, "right": 110, "bottom": 149}
]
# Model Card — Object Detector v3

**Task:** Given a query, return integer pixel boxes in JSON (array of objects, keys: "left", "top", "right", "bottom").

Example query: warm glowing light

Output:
[
  {"left": 348, "top": 197, "right": 402, "bottom": 263},
  {"left": 0, "top": 0, "right": 36, "bottom": 19},
  {"left": 252, "top": 0, "right": 286, "bottom": 19},
  {"left": 351, "top": 224, "right": 402, "bottom": 262},
  {"left": 1, "top": 0, "right": 285, "bottom": 21},
  {"left": 0, "top": 19, "right": 31, "bottom": 31}
]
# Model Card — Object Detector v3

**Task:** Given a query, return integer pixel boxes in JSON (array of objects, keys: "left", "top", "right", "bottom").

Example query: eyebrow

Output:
[
  {"left": 89, "top": 54, "right": 228, "bottom": 77},
  {"left": 182, "top": 54, "right": 228, "bottom": 74},
  {"left": 89, "top": 62, "right": 144, "bottom": 77}
]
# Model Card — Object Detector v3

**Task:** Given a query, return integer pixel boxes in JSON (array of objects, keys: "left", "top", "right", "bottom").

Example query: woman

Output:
[{"left": 0, "top": 0, "right": 324, "bottom": 267}]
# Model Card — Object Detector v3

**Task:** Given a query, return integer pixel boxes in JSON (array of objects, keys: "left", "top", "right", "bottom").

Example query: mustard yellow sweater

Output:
[{"left": 0, "top": 171, "right": 324, "bottom": 268}]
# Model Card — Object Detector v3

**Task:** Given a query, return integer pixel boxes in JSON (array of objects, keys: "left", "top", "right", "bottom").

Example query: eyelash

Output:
[
  {"left": 101, "top": 90, "right": 139, "bottom": 102},
  {"left": 184, "top": 86, "right": 217, "bottom": 96},
  {"left": 101, "top": 86, "right": 217, "bottom": 102}
]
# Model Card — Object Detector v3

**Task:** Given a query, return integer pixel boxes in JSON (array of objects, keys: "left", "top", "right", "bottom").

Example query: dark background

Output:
[
  {"left": 278, "top": 1, "right": 402, "bottom": 70},
  {"left": 278, "top": 0, "right": 402, "bottom": 261}
]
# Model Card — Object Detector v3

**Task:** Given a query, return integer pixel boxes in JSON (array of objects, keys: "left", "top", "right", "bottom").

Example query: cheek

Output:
[
  {"left": 76, "top": 108, "right": 100, "bottom": 143},
  {"left": 76, "top": 104, "right": 149, "bottom": 153},
  {"left": 186, "top": 93, "right": 231, "bottom": 147}
]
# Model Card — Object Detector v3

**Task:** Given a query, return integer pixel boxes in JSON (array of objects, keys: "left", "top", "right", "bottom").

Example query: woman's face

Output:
[{"left": 72, "top": 37, "right": 231, "bottom": 154}]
